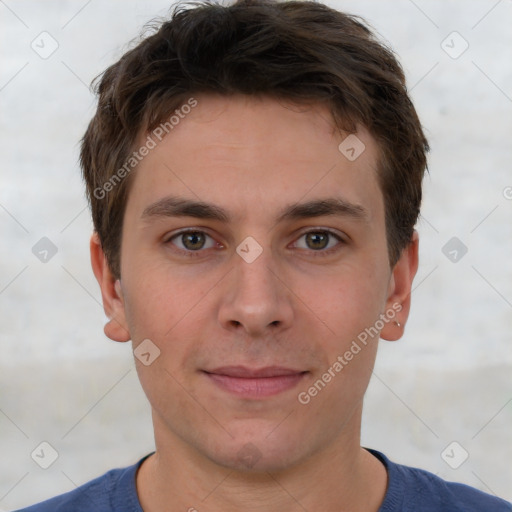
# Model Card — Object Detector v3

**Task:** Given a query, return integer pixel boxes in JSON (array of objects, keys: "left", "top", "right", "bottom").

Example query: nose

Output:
[{"left": 217, "top": 247, "right": 294, "bottom": 338}]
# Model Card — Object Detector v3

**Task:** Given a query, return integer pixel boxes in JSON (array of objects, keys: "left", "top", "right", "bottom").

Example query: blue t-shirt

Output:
[{"left": 14, "top": 450, "right": 512, "bottom": 511}]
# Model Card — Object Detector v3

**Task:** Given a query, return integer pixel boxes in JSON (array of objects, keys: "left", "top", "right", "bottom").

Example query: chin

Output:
[{"left": 206, "top": 430, "right": 311, "bottom": 474}]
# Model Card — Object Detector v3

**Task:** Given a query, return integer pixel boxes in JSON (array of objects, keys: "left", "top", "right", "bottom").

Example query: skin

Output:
[{"left": 91, "top": 94, "right": 419, "bottom": 512}]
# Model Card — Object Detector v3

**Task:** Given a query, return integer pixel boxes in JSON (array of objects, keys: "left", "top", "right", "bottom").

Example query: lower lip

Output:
[{"left": 204, "top": 372, "right": 307, "bottom": 398}]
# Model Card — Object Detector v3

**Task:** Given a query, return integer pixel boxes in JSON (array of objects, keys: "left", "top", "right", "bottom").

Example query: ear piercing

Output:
[{"left": 394, "top": 320, "right": 402, "bottom": 328}]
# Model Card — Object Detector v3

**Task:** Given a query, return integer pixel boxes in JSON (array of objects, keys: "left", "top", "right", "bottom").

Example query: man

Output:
[{"left": 17, "top": 0, "right": 511, "bottom": 510}]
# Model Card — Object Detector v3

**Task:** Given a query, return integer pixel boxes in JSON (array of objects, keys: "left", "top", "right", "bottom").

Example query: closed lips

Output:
[{"left": 204, "top": 366, "right": 306, "bottom": 378}]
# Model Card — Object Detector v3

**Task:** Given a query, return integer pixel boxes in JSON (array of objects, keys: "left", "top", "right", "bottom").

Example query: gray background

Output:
[{"left": 1, "top": 0, "right": 511, "bottom": 509}]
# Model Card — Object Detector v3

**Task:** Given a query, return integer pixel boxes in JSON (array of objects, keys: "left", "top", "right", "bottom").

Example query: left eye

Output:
[
  {"left": 294, "top": 231, "right": 342, "bottom": 251},
  {"left": 169, "top": 231, "right": 217, "bottom": 251}
]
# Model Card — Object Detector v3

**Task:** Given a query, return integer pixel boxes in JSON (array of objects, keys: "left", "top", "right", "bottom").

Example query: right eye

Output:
[{"left": 165, "top": 229, "right": 221, "bottom": 256}]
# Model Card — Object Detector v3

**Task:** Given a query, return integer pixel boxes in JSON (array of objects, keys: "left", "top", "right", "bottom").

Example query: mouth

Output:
[{"left": 202, "top": 366, "right": 308, "bottom": 398}]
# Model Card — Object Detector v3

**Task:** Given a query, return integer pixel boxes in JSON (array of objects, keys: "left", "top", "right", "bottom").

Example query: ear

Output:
[
  {"left": 90, "top": 232, "right": 131, "bottom": 342},
  {"left": 380, "top": 230, "right": 419, "bottom": 341}
]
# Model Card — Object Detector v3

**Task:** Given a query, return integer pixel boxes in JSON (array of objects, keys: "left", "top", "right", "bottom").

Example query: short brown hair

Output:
[{"left": 80, "top": 0, "right": 428, "bottom": 278}]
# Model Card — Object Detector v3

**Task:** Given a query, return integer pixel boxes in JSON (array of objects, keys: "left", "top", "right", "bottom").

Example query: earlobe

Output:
[
  {"left": 90, "top": 233, "right": 131, "bottom": 343},
  {"left": 380, "top": 231, "right": 419, "bottom": 342}
]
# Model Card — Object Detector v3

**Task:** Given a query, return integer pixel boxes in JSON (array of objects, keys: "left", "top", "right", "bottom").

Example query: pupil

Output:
[
  {"left": 183, "top": 232, "right": 204, "bottom": 250},
  {"left": 307, "top": 232, "right": 328, "bottom": 250}
]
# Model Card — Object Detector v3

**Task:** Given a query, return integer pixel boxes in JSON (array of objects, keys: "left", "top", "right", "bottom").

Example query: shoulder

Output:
[
  {"left": 369, "top": 449, "right": 512, "bottom": 512},
  {"left": 13, "top": 454, "right": 150, "bottom": 512}
]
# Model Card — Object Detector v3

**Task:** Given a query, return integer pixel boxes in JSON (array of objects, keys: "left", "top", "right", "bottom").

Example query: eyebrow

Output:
[{"left": 141, "top": 195, "right": 369, "bottom": 224}]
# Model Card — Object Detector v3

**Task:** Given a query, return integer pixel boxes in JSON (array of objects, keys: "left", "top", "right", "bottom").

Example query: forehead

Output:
[{"left": 125, "top": 94, "right": 383, "bottom": 225}]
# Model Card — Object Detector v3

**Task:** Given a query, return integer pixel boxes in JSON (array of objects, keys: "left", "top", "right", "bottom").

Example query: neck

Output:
[
  {"left": 137, "top": 406, "right": 388, "bottom": 512},
  {"left": 137, "top": 404, "right": 387, "bottom": 512}
]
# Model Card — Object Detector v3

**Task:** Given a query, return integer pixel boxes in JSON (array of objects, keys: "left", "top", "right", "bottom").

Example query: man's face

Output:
[{"left": 101, "top": 94, "right": 414, "bottom": 471}]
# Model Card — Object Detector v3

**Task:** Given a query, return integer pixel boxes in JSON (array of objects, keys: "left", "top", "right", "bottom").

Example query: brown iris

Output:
[{"left": 305, "top": 232, "right": 329, "bottom": 250}]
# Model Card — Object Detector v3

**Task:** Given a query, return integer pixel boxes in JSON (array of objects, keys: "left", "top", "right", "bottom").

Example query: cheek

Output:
[
  {"left": 303, "top": 264, "right": 389, "bottom": 343},
  {"left": 120, "top": 256, "right": 207, "bottom": 341},
  {"left": 122, "top": 266, "right": 219, "bottom": 389}
]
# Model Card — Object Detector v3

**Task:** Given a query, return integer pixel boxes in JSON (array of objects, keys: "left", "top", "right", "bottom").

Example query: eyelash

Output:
[{"left": 165, "top": 228, "right": 345, "bottom": 258}]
